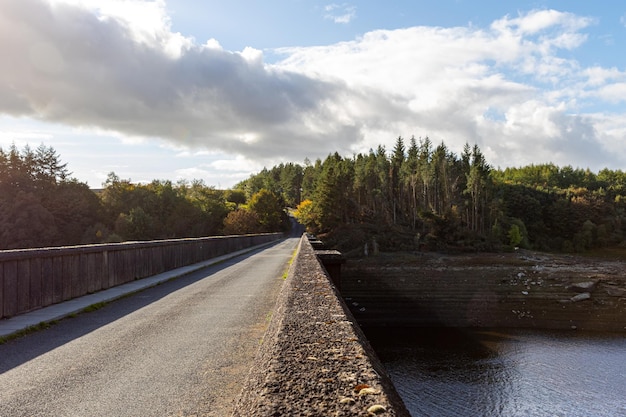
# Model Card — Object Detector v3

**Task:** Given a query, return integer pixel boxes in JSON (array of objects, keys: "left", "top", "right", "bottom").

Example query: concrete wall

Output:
[
  {"left": 0, "top": 233, "right": 281, "bottom": 319},
  {"left": 232, "top": 235, "right": 409, "bottom": 416},
  {"left": 341, "top": 254, "right": 626, "bottom": 332}
]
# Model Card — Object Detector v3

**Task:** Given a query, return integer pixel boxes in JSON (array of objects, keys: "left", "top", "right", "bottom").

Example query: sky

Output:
[{"left": 2, "top": 1, "right": 626, "bottom": 188}]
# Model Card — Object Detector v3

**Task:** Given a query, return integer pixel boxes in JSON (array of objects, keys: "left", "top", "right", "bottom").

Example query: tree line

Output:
[
  {"left": 0, "top": 144, "right": 288, "bottom": 250},
  {"left": 237, "top": 136, "right": 626, "bottom": 253},
  {"left": 5, "top": 139, "right": 626, "bottom": 253}
]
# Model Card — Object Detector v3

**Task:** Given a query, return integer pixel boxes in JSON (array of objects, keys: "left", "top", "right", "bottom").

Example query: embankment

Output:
[
  {"left": 342, "top": 250, "right": 626, "bottom": 332},
  {"left": 232, "top": 236, "right": 410, "bottom": 416}
]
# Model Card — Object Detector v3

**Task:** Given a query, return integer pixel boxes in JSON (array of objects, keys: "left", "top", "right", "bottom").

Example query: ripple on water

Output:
[{"left": 368, "top": 328, "right": 626, "bottom": 417}]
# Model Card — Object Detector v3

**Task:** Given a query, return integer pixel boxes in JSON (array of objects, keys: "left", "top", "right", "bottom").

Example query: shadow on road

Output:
[{"left": 0, "top": 240, "right": 286, "bottom": 374}]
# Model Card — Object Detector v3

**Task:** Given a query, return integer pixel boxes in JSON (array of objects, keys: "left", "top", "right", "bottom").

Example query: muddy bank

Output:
[{"left": 342, "top": 250, "right": 626, "bottom": 332}]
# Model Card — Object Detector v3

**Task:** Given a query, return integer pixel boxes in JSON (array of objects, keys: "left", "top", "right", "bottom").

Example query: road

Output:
[{"left": 0, "top": 237, "right": 298, "bottom": 417}]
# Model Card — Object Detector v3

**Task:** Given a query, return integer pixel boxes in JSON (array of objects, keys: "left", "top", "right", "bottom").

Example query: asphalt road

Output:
[{"left": 0, "top": 237, "right": 298, "bottom": 417}]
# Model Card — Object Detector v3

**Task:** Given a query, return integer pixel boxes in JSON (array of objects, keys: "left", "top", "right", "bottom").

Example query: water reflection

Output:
[{"left": 366, "top": 328, "right": 626, "bottom": 417}]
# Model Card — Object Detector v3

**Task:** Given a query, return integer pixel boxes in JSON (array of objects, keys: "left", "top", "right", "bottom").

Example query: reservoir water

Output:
[{"left": 366, "top": 328, "right": 626, "bottom": 417}]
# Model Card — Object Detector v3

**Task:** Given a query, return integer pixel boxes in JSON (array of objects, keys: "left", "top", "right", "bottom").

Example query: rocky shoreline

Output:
[{"left": 342, "top": 249, "right": 626, "bottom": 332}]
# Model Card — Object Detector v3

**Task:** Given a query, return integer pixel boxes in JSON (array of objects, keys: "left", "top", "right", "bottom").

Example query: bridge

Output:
[{"left": 0, "top": 233, "right": 409, "bottom": 416}]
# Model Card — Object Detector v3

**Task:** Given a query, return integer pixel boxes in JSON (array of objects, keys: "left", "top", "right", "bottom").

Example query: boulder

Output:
[
  {"left": 570, "top": 292, "right": 591, "bottom": 302},
  {"left": 605, "top": 286, "right": 626, "bottom": 297},
  {"left": 568, "top": 281, "right": 597, "bottom": 293}
]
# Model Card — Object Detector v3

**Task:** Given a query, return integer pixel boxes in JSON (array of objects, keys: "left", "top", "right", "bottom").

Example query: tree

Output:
[
  {"left": 401, "top": 136, "right": 420, "bottom": 229},
  {"left": 114, "top": 207, "right": 156, "bottom": 241},
  {"left": 313, "top": 153, "right": 355, "bottom": 232},
  {"left": 248, "top": 189, "right": 287, "bottom": 232},
  {"left": 223, "top": 209, "right": 261, "bottom": 235},
  {"left": 0, "top": 191, "right": 59, "bottom": 249},
  {"left": 279, "top": 162, "right": 304, "bottom": 207},
  {"left": 34, "top": 144, "right": 70, "bottom": 185},
  {"left": 0, "top": 144, "right": 102, "bottom": 248},
  {"left": 293, "top": 199, "right": 316, "bottom": 232},
  {"left": 390, "top": 137, "right": 405, "bottom": 224},
  {"left": 182, "top": 180, "right": 229, "bottom": 235},
  {"left": 465, "top": 144, "right": 491, "bottom": 234},
  {"left": 99, "top": 172, "right": 137, "bottom": 225},
  {"left": 225, "top": 189, "right": 247, "bottom": 207},
  {"left": 508, "top": 224, "right": 522, "bottom": 247},
  {"left": 238, "top": 137, "right": 626, "bottom": 252},
  {"left": 43, "top": 180, "right": 105, "bottom": 244}
]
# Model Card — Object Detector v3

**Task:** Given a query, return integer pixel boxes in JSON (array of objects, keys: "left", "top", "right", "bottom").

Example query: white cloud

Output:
[
  {"left": 276, "top": 9, "right": 623, "bottom": 169},
  {"left": 52, "top": 0, "right": 190, "bottom": 55},
  {"left": 1, "top": 1, "right": 625, "bottom": 175},
  {"left": 209, "top": 155, "right": 264, "bottom": 173},
  {"left": 0, "top": 129, "right": 53, "bottom": 143},
  {"left": 491, "top": 9, "right": 592, "bottom": 36},
  {"left": 175, "top": 158, "right": 263, "bottom": 187},
  {"left": 0, "top": 0, "right": 357, "bottom": 161},
  {"left": 595, "top": 83, "right": 626, "bottom": 104},
  {"left": 324, "top": 3, "right": 356, "bottom": 24}
]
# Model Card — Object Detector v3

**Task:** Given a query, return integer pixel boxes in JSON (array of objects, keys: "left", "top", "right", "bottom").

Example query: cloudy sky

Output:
[{"left": 1, "top": 0, "right": 626, "bottom": 188}]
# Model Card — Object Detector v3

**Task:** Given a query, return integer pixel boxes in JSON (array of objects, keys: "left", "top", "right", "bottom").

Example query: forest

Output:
[
  {"left": 0, "top": 144, "right": 289, "bottom": 250},
  {"left": 3, "top": 138, "right": 626, "bottom": 253},
  {"left": 237, "top": 136, "right": 626, "bottom": 253}
]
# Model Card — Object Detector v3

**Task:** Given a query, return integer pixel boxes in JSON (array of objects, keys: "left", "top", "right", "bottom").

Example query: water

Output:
[{"left": 366, "top": 328, "right": 626, "bottom": 417}]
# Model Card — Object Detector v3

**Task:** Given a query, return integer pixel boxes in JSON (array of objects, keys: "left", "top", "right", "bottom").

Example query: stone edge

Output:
[{"left": 232, "top": 235, "right": 410, "bottom": 416}]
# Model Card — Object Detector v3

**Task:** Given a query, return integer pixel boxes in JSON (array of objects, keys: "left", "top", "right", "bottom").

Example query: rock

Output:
[
  {"left": 606, "top": 286, "right": 626, "bottom": 297},
  {"left": 358, "top": 387, "right": 381, "bottom": 396},
  {"left": 570, "top": 292, "right": 591, "bottom": 302},
  {"left": 568, "top": 281, "right": 597, "bottom": 292},
  {"left": 367, "top": 404, "right": 387, "bottom": 414}
]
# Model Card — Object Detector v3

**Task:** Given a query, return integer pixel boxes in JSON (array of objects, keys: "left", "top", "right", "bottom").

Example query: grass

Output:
[
  {"left": 0, "top": 300, "right": 111, "bottom": 345},
  {"left": 0, "top": 320, "right": 58, "bottom": 345},
  {"left": 81, "top": 301, "right": 108, "bottom": 313},
  {"left": 282, "top": 247, "right": 299, "bottom": 280}
]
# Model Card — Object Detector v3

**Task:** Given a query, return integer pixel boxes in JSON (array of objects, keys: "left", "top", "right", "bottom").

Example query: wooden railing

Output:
[{"left": 0, "top": 233, "right": 281, "bottom": 319}]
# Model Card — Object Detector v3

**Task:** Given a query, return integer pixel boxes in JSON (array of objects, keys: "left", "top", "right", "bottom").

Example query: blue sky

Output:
[{"left": 1, "top": 1, "right": 626, "bottom": 188}]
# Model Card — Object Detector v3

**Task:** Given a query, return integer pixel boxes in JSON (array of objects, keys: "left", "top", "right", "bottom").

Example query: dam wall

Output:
[
  {"left": 341, "top": 251, "right": 626, "bottom": 332},
  {"left": 232, "top": 235, "right": 409, "bottom": 416}
]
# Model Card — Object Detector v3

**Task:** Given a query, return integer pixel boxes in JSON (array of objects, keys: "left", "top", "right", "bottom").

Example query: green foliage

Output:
[
  {"left": 0, "top": 144, "right": 245, "bottom": 249},
  {"left": 248, "top": 189, "right": 289, "bottom": 232},
  {"left": 97, "top": 175, "right": 233, "bottom": 241},
  {"left": 0, "top": 144, "right": 69, "bottom": 197},
  {"left": 241, "top": 137, "right": 626, "bottom": 253},
  {"left": 235, "top": 162, "right": 304, "bottom": 208},
  {"left": 6, "top": 140, "right": 626, "bottom": 254},
  {"left": 223, "top": 208, "right": 261, "bottom": 235},
  {"left": 225, "top": 189, "right": 247, "bottom": 207},
  {"left": 0, "top": 144, "right": 88, "bottom": 249},
  {"left": 508, "top": 224, "right": 522, "bottom": 247}
]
